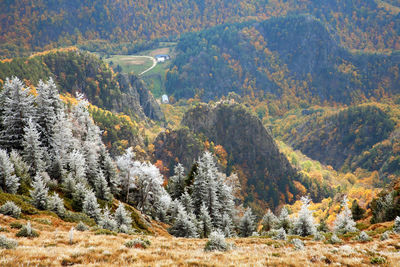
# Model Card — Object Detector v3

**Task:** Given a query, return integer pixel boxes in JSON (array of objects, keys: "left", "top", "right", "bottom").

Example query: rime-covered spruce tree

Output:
[
  {"left": 198, "top": 203, "right": 213, "bottom": 238},
  {"left": 30, "top": 173, "right": 49, "bottom": 210},
  {"left": 0, "top": 77, "right": 35, "bottom": 151},
  {"left": 262, "top": 209, "right": 278, "bottom": 232},
  {"left": 48, "top": 193, "right": 66, "bottom": 217},
  {"left": 22, "top": 119, "right": 45, "bottom": 175},
  {"left": 168, "top": 163, "right": 186, "bottom": 199},
  {"left": 277, "top": 207, "right": 292, "bottom": 232},
  {"left": 94, "top": 170, "right": 112, "bottom": 201},
  {"left": 239, "top": 208, "right": 256, "bottom": 237},
  {"left": 334, "top": 196, "right": 357, "bottom": 234},
  {"left": 168, "top": 205, "right": 198, "bottom": 238},
  {"left": 35, "top": 78, "right": 62, "bottom": 148},
  {"left": 0, "top": 149, "right": 19, "bottom": 194},
  {"left": 293, "top": 196, "right": 316, "bottom": 237},
  {"left": 82, "top": 190, "right": 101, "bottom": 222},
  {"left": 99, "top": 207, "right": 117, "bottom": 231},
  {"left": 114, "top": 202, "right": 132, "bottom": 232}
]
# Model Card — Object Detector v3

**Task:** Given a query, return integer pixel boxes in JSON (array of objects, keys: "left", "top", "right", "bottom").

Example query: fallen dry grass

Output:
[{"left": 0, "top": 214, "right": 400, "bottom": 266}]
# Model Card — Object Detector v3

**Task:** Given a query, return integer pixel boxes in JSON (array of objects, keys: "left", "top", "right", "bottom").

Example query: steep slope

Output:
[
  {"left": 166, "top": 16, "right": 400, "bottom": 104},
  {"left": 1, "top": 0, "right": 399, "bottom": 57},
  {"left": 180, "top": 103, "right": 300, "bottom": 208}
]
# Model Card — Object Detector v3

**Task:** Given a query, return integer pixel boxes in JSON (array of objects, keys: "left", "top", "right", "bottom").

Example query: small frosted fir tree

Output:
[
  {"left": 393, "top": 216, "right": 400, "bottom": 234},
  {"left": 168, "top": 206, "right": 198, "bottom": 238},
  {"left": 273, "top": 228, "right": 287, "bottom": 240},
  {"left": 293, "top": 196, "right": 316, "bottom": 237},
  {"left": 204, "top": 230, "right": 230, "bottom": 251},
  {"left": 72, "top": 182, "right": 89, "bottom": 211},
  {"left": 261, "top": 209, "right": 278, "bottom": 232},
  {"left": 239, "top": 208, "right": 256, "bottom": 237},
  {"left": 357, "top": 231, "right": 371, "bottom": 242},
  {"left": 48, "top": 193, "right": 66, "bottom": 217},
  {"left": 221, "top": 213, "right": 234, "bottom": 237},
  {"left": 179, "top": 190, "right": 194, "bottom": 215},
  {"left": 0, "top": 201, "right": 21, "bottom": 218},
  {"left": 99, "top": 207, "right": 118, "bottom": 231},
  {"left": 22, "top": 119, "right": 45, "bottom": 175},
  {"left": 95, "top": 170, "right": 112, "bottom": 201},
  {"left": 30, "top": 174, "right": 49, "bottom": 210},
  {"left": 334, "top": 196, "right": 357, "bottom": 234},
  {"left": 82, "top": 190, "right": 101, "bottom": 222},
  {"left": 0, "top": 149, "right": 19, "bottom": 194},
  {"left": 277, "top": 207, "right": 292, "bottom": 232},
  {"left": 198, "top": 203, "right": 213, "bottom": 238},
  {"left": 168, "top": 163, "right": 186, "bottom": 199},
  {"left": 114, "top": 202, "right": 132, "bottom": 232}
]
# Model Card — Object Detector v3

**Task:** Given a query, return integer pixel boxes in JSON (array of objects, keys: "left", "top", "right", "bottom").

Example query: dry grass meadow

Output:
[{"left": 0, "top": 214, "right": 400, "bottom": 266}]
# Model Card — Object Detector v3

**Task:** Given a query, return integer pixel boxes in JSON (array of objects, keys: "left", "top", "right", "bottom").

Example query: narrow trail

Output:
[{"left": 128, "top": 55, "right": 157, "bottom": 76}]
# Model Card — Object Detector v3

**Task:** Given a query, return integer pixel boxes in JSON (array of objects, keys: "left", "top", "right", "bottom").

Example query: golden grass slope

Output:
[{"left": 1, "top": 214, "right": 400, "bottom": 266}]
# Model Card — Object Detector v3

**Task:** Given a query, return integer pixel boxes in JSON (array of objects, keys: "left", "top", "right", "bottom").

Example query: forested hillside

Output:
[
  {"left": 166, "top": 16, "right": 400, "bottom": 105},
  {"left": 272, "top": 103, "right": 400, "bottom": 180},
  {"left": 0, "top": 48, "right": 163, "bottom": 155},
  {"left": 1, "top": 0, "right": 400, "bottom": 57}
]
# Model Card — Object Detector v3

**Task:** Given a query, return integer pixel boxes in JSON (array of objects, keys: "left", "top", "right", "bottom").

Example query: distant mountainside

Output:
[
  {"left": 153, "top": 103, "right": 304, "bottom": 209},
  {"left": 166, "top": 16, "right": 400, "bottom": 105},
  {"left": 273, "top": 104, "right": 400, "bottom": 179},
  {"left": 1, "top": 0, "right": 399, "bottom": 57}
]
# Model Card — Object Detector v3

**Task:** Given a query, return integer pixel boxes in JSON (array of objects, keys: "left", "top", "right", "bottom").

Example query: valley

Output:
[{"left": 0, "top": 1, "right": 399, "bottom": 266}]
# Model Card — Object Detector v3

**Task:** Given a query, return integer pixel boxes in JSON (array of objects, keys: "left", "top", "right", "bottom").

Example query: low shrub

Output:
[
  {"left": 0, "top": 235, "right": 18, "bottom": 249},
  {"left": 16, "top": 222, "right": 39, "bottom": 238},
  {"left": 94, "top": 229, "right": 116, "bottom": 236},
  {"left": 125, "top": 238, "right": 151, "bottom": 249},
  {"left": 204, "top": 231, "right": 230, "bottom": 251},
  {"left": 75, "top": 221, "right": 89, "bottom": 232},
  {"left": 370, "top": 257, "right": 386, "bottom": 264},
  {"left": 0, "top": 201, "right": 21, "bottom": 218},
  {"left": 291, "top": 238, "right": 304, "bottom": 250},
  {"left": 10, "top": 222, "right": 23, "bottom": 229},
  {"left": 356, "top": 231, "right": 371, "bottom": 242}
]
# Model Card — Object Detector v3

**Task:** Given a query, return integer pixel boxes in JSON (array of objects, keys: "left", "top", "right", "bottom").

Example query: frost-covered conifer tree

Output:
[
  {"left": 67, "top": 150, "right": 87, "bottom": 184},
  {"left": 277, "top": 207, "right": 292, "bottom": 232},
  {"left": 129, "top": 161, "right": 170, "bottom": 216},
  {"left": 114, "top": 202, "right": 132, "bottom": 231},
  {"left": 72, "top": 182, "right": 89, "bottom": 211},
  {"left": 262, "top": 209, "right": 278, "bottom": 232},
  {"left": 50, "top": 110, "right": 76, "bottom": 179},
  {"left": 180, "top": 190, "right": 194, "bottom": 215},
  {"left": 35, "top": 78, "right": 62, "bottom": 147},
  {"left": 239, "top": 208, "right": 256, "bottom": 237},
  {"left": 116, "top": 147, "right": 136, "bottom": 201},
  {"left": 99, "top": 207, "right": 117, "bottom": 231},
  {"left": 334, "top": 196, "right": 357, "bottom": 234},
  {"left": 48, "top": 193, "right": 66, "bottom": 217},
  {"left": 9, "top": 150, "right": 30, "bottom": 184},
  {"left": 221, "top": 213, "right": 234, "bottom": 237},
  {"left": 154, "top": 194, "right": 171, "bottom": 223},
  {"left": 198, "top": 203, "right": 213, "bottom": 238},
  {"left": 0, "top": 77, "right": 35, "bottom": 150},
  {"left": 168, "top": 205, "right": 198, "bottom": 238},
  {"left": 94, "top": 170, "right": 111, "bottom": 201},
  {"left": 82, "top": 190, "right": 101, "bottom": 222},
  {"left": 30, "top": 173, "right": 49, "bottom": 210},
  {"left": 0, "top": 149, "right": 19, "bottom": 194},
  {"left": 22, "top": 119, "right": 45, "bottom": 175},
  {"left": 393, "top": 216, "right": 400, "bottom": 234},
  {"left": 167, "top": 163, "right": 186, "bottom": 199},
  {"left": 293, "top": 196, "right": 316, "bottom": 236},
  {"left": 62, "top": 173, "right": 76, "bottom": 198},
  {"left": 99, "top": 146, "right": 120, "bottom": 195}
]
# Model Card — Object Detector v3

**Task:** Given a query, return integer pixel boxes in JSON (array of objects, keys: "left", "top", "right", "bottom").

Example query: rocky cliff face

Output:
[
  {"left": 117, "top": 73, "right": 164, "bottom": 121},
  {"left": 180, "top": 103, "right": 299, "bottom": 207}
]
